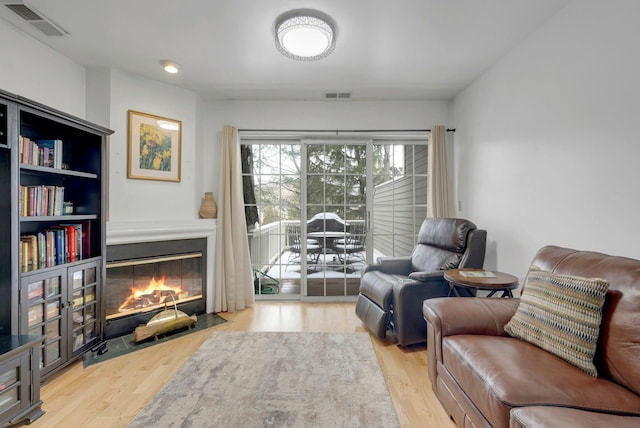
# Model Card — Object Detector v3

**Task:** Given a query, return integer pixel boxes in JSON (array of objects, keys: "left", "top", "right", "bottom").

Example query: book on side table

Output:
[{"left": 459, "top": 270, "right": 497, "bottom": 278}]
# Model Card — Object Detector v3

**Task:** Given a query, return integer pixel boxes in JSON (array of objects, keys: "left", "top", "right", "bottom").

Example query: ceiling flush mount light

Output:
[
  {"left": 275, "top": 9, "right": 336, "bottom": 61},
  {"left": 161, "top": 60, "right": 180, "bottom": 74}
]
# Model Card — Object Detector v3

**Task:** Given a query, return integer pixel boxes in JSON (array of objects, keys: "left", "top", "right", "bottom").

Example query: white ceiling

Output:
[{"left": 0, "top": 0, "right": 569, "bottom": 101}]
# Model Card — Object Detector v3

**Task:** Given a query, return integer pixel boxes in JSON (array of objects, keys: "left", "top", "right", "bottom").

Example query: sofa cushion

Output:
[
  {"left": 443, "top": 335, "right": 640, "bottom": 428},
  {"left": 528, "top": 246, "right": 640, "bottom": 395},
  {"left": 504, "top": 266, "right": 609, "bottom": 376},
  {"left": 510, "top": 406, "right": 640, "bottom": 428}
]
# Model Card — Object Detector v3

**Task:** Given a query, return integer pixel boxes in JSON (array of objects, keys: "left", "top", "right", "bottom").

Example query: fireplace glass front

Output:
[{"left": 105, "top": 238, "right": 206, "bottom": 338}]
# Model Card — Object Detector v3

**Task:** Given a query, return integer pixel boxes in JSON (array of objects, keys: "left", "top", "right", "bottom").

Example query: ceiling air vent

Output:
[
  {"left": 325, "top": 92, "right": 351, "bottom": 100},
  {"left": 3, "top": 1, "right": 67, "bottom": 36}
]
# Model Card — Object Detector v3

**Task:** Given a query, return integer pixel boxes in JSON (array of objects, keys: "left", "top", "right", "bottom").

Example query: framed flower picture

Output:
[{"left": 127, "top": 110, "right": 182, "bottom": 182}]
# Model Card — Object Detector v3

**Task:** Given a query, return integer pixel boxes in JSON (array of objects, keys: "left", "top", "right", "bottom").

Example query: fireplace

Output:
[{"left": 105, "top": 238, "right": 206, "bottom": 338}]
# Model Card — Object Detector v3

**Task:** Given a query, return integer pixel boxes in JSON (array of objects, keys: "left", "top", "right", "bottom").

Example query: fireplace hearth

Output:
[{"left": 105, "top": 238, "right": 206, "bottom": 338}]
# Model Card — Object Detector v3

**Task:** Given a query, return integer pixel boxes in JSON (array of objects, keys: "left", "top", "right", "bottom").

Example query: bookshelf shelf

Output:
[
  {"left": 0, "top": 89, "right": 112, "bottom": 393},
  {"left": 19, "top": 164, "right": 98, "bottom": 180},
  {"left": 19, "top": 256, "right": 101, "bottom": 275},
  {"left": 20, "top": 215, "right": 97, "bottom": 222}
]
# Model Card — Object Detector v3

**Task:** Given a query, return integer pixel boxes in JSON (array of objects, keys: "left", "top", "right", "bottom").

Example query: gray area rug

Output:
[{"left": 127, "top": 331, "right": 400, "bottom": 427}]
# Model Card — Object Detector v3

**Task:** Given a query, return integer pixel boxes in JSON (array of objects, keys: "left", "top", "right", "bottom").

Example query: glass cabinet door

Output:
[
  {"left": 20, "top": 270, "right": 65, "bottom": 375},
  {"left": 69, "top": 262, "right": 99, "bottom": 354},
  {"left": 0, "top": 359, "right": 20, "bottom": 416},
  {"left": 0, "top": 336, "right": 44, "bottom": 426}
]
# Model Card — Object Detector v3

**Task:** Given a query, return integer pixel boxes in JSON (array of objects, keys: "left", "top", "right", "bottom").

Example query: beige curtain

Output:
[
  {"left": 214, "top": 125, "right": 255, "bottom": 312},
  {"left": 427, "top": 125, "right": 454, "bottom": 218}
]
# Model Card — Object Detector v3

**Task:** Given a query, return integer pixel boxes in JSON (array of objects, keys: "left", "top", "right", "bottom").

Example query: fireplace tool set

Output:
[{"left": 133, "top": 294, "right": 197, "bottom": 343}]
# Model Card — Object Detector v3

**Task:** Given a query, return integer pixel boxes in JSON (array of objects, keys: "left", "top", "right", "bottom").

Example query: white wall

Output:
[
  {"left": 0, "top": 20, "right": 85, "bottom": 117},
  {"left": 106, "top": 69, "right": 202, "bottom": 222},
  {"left": 201, "top": 99, "right": 452, "bottom": 199},
  {"left": 452, "top": 0, "right": 640, "bottom": 280}
]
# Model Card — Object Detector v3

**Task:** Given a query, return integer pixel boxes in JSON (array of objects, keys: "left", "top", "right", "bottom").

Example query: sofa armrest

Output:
[
  {"left": 423, "top": 297, "right": 520, "bottom": 338},
  {"left": 423, "top": 297, "right": 520, "bottom": 382},
  {"left": 377, "top": 257, "right": 412, "bottom": 275}
]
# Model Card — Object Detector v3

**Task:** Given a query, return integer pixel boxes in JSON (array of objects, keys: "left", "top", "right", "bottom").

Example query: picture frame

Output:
[{"left": 127, "top": 110, "right": 182, "bottom": 182}]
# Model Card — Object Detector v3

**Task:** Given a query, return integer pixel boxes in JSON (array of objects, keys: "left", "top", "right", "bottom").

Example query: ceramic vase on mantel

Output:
[{"left": 199, "top": 192, "right": 217, "bottom": 219}]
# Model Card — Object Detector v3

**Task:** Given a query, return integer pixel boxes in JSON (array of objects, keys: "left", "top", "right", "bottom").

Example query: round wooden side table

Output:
[{"left": 444, "top": 268, "right": 519, "bottom": 298}]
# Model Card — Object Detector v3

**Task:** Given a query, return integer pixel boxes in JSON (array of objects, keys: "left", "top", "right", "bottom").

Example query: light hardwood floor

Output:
[{"left": 30, "top": 302, "right": 455, "bottom": 427}]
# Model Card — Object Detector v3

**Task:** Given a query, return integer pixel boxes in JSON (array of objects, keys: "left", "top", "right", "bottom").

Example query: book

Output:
[
  {"left": 65, "top": 225, "right": 77, "bottom": 261},
  {"left": 18, "top": 185, "right": 23, "bottom": 216},
  {"left": 27, "top": 187, "right": 35, "bottom": 216},
  {"left": 46, "top": 230, "right": 55, "bottom": 267},
  {"left": 36, "top": 139, "right": 63, "bottom": 168},
  {"left": 61, "top": 223, "right": 83, "bottom": 260},
  {"left": 53, "top": 186, "right": 64, "bottom": 216},
  {"left": 21, "top": 185, "right": 65, "bottom": 217},
  {"left": 52, "top": 224, "right": 77, "bottom": 261},
  {"left": 19, "top": 237, "right": 31, "bottom": 270},
  {"left": 19, "top": 235, "right": 38, "bottom": 270},
  {"left": 37, "top": 140, "right": 55, "bottom": 168},
  {"left": 55, "top": 228, "right": 65, "bottom": 264},
  {"left": 29, "top": 235, "right": 38, "bottom": 268},
  {"left": 17, "top": 136, "right": 63, "bottom": 168},
  {"left": 37, "top": 231, "right": 46, "bottom": 268},
  {"left": 460, "top": 270, "right": 497, "bottom": 278}
]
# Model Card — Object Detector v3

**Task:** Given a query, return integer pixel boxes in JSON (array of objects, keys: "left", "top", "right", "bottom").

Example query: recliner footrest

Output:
[{"left": 355, "top": 294, "right": 390, "bottom": 339}]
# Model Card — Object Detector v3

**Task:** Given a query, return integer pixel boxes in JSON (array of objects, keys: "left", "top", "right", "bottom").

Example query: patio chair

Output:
[
  {"left": 286, "top": 224, "right": 322, "bottom": 266},
  {"left": 334, "top": 222, "right": 366, "bottom": 263}
]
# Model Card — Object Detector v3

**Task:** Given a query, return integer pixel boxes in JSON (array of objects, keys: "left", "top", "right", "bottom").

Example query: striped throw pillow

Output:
[{"left": 504, "top": 266, "right": 609, "bottom": 377}]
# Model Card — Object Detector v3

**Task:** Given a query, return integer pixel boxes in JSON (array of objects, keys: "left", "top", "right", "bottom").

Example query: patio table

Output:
[{"left": 307, "top": 231, "right": 350, "bottom": 253}]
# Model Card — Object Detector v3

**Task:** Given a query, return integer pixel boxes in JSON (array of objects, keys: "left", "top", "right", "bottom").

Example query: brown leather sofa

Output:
[
  {"left": 355, "top": 218, "right": 486, "bottom": 346},
  {"left": 423, "top": 246, "right": 640, "bottom": 428}
]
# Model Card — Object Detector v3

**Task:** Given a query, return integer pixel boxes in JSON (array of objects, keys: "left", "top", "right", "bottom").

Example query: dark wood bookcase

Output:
[{"left": 0, "top": 90, "right": 112, "bottom": 426}]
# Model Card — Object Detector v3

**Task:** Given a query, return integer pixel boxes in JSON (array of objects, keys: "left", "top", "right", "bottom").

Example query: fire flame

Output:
[
  {"left": 130, "top": 276, "right": 182, "bottom": 298},
  {"left": 118, "top": 276, "right": 185, "bottom": 312}
]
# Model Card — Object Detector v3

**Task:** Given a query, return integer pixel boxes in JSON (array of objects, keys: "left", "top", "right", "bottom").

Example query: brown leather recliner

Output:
[{"left": 355, "top": 217, "right": 486, "bottom": 346}]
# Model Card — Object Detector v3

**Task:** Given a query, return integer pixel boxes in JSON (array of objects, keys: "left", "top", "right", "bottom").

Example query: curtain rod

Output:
[{"left": 238, "top": 128, "right": 455, "bottom": 133}]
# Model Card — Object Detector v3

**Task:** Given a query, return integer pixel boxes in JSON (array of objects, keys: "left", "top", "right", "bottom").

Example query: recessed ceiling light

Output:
[
  {"left": 161, "top": 60, "right": 180, "bottom": 74},
  {"left": 275, "top": 9, "right": 336, "bottom": 61}
]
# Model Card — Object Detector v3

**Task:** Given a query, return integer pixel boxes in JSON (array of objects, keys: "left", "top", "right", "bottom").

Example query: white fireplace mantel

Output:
[
  {"left": 106, "top": 219, "right": 217, "bottom": 312},
  {"left": 107, "top": 219, "right": 216, "bottom": 245}
]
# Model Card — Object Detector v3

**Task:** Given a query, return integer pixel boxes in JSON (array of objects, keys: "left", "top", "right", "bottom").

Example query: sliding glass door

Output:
[
  {"left": 303, "top": 140, "right": 369, "bottom": 298},
  {"left": 242, "top": 134, "right": 428, "bottom": 301},
  {"left": 242, "top": 141, "right": 303, "bottom": 298},
  {"left": 370, "top": 139, "right": 429, "bottom": 258}
]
